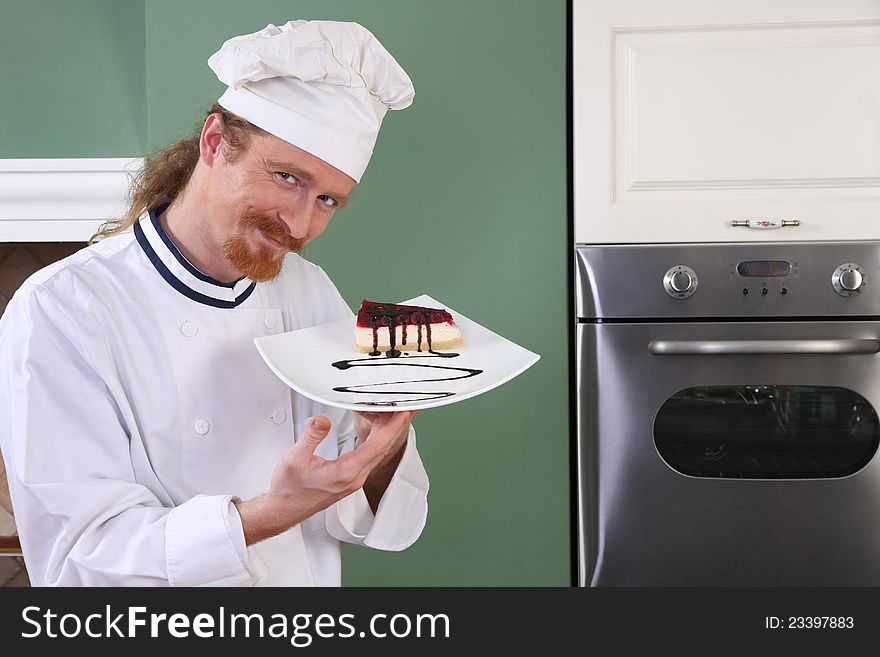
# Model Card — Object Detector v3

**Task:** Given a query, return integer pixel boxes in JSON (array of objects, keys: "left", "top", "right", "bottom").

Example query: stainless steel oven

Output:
[{"left": 576, "top": 242, "right": 880, "bottom": 586}]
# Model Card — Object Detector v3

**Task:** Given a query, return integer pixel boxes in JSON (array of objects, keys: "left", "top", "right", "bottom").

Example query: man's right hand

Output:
[{"left": 234, "top": 412, "right": 414, "bottom": 546}]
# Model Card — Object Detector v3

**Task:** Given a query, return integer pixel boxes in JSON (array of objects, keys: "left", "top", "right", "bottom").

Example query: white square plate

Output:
[{"left": 254, "top": 294, "right": 540, "bottom": 412}]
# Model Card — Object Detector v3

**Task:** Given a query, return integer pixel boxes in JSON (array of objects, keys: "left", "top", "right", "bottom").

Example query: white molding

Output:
[{"left": 0, "top": 158, "right": 143, "bottom": 242}]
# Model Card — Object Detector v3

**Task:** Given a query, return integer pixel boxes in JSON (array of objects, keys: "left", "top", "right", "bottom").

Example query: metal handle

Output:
[
  {"left": 649, "top": 339, "right": 880, "bottom": 355},
  {"left": 730, "top": 219, "right": 800, "bottom": 229}
]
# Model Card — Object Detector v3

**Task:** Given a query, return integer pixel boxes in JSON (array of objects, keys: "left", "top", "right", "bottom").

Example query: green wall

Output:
[
  {"left": 2, "top": 0, "right": 570, "bottom": 586},
  {"left": 0, "top": 0, "right": 146, "bottom": 156}
]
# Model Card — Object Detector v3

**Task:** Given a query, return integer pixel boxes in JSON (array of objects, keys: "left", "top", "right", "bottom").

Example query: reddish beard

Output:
[{"left": 223, "top": 212, "right": 306, "bottom": 282}]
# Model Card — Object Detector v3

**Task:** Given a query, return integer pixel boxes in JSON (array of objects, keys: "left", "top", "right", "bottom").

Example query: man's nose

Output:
[{"left": 279, "top": 199, "right": 313, "bottom": 240}]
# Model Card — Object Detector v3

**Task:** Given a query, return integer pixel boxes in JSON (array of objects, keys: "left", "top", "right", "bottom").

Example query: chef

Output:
[{"left": 0, "top": 20, "right": 429, "bottom": 586}]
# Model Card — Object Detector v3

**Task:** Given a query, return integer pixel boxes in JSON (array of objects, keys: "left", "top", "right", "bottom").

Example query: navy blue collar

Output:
[{"left": 134, "top": 205, "right": 256, "bottom": 309}]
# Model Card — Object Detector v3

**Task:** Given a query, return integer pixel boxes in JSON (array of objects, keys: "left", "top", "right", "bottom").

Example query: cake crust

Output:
[{"left": 356, "top": 336, "right": 464, "bottom": 353}]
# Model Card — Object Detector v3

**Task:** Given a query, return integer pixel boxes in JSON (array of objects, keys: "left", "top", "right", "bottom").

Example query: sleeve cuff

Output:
[
  {"left": 326, "top": 426, "right": 429, "bottom": 551},
  {"left": 165, "top": 494, "right": 254, "bottom": 586}
]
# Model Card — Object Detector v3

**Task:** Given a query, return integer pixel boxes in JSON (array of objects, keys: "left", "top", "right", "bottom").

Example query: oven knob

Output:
[
  {"left": 832, "top": 263, "right": 864, "bottom": 297},
  {"left": 840, "top": 269, "right": 863, "bottom": 291},
  {"left": 670, "top": 271, "right": 692, "bottom": 292},
  {"left": 663, "top": 265, "right": 698, "bottom": 299}
]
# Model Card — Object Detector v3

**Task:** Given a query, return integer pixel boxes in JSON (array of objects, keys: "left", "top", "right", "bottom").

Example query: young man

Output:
[{"left": 0, "top": 20, "right": 429, "bottom": 586}]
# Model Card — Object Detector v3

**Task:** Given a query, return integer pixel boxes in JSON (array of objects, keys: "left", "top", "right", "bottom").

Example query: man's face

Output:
[{"left": 207, "top": 131, "right": 356, "bottom": 282}]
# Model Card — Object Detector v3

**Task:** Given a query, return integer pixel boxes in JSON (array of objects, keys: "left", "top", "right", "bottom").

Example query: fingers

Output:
[
  {"left": 362, "top": 410, "right": 411, "bottom": 438},
  {"left": 295, "top": 416, "right": 332, "bottom": 454},
  {"left": 354, "top": 409, "right": 420, "bottom": 423},
  {"left": 344, "top": 411, "right": 414, "bottom": 469},
  {"left": 295, "top": 410, "right": 417, "bottom": 482}
]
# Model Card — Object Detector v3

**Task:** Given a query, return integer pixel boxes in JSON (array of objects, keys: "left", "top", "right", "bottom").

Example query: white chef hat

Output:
[{"left": 207, "top": 20, "right": 414, "bottom": 183}]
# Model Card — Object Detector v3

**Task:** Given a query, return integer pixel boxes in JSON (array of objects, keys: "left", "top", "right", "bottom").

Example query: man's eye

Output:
[
  {"left": 317, "top": 194, "right": 337, "bottom": 208},
  {"left": 276, "top": 172, "right": 297, "bottom": 183}
]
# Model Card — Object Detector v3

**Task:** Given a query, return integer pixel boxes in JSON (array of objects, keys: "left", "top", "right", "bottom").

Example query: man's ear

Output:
[{"left": 199, "top": 113, "right": 224, "bottom": 166}]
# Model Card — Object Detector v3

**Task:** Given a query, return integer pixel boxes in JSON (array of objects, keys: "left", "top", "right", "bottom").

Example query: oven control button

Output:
[
  {"left": 832, "top": 263, "right": 864, "bottom": 297},
  {"left": 670, "top": 271, "right": 692, "bottom": 292},
  {"left": 840, "top": 269, "right": 863, "bottom": 291},
  {"left": 663, "top": 265, "right": 698, "bottom": 299}
]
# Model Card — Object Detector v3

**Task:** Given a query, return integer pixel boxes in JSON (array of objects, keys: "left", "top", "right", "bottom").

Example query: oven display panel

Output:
[{"left": 736, "top": 260, "right": 792, "bottom": 277}]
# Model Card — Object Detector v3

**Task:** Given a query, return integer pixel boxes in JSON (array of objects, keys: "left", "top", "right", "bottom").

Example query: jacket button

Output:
[
  {"left": 193, "top": 418, "right": 210, "bottom": 435},
  {"left": 263, "top": 314, "right": 278, "bottom": 330},
  {"left": 180, "top": 321, "right": 198, "bottom": 337},
  {"left": 271, "top": 410, "right": 287, "bottom": 425}
]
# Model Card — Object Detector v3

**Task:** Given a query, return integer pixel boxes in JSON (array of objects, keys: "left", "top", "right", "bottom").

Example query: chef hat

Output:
[{"left": 207, "top": 20, "right": 414, "bottom": 182}]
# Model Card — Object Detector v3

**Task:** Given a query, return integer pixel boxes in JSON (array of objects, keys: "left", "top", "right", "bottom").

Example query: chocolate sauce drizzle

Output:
[
  {"left": 331, "top": 354, "right": 483, "bottom": 407},
  {"left": 367, "top": 305, "right": 448, "bottom": 358}
]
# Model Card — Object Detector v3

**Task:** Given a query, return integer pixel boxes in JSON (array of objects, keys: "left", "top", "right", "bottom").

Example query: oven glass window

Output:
[{"left": 654, "top": 385, "right": 879, "bottom": 479}]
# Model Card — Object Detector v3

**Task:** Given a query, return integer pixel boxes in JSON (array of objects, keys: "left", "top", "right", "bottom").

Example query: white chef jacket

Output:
[{"left": 0, "top": 208, "right": 429, "bottom": 587}]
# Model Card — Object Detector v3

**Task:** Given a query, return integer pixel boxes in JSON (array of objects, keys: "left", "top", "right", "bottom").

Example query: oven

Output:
[{"left": 576, "top": 242, "right": 880, "bottom": 586}]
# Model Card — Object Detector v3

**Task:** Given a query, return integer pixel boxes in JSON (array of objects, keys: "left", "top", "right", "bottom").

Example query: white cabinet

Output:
[{"left": 573, "top": 0, "right": 880, "bottom": 243}]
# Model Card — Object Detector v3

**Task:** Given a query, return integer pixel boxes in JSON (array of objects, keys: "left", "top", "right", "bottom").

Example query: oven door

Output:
[{"left": 577, "top": 320, "right": 880, "bottom": 586}]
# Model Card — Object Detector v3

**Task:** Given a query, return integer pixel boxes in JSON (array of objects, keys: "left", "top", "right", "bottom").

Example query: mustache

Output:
[{"left": 242, "top": 212, "right": 305, "bottom": 252}]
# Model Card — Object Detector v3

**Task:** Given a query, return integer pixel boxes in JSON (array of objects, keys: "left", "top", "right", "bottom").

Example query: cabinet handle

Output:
[{"left": 730, "top": 218, "right": 800, "bottom": 229}]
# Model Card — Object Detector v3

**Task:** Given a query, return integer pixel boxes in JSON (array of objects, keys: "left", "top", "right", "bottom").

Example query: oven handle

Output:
[{"left": 648, "top": 339, "right": 880, "bottom": 355}]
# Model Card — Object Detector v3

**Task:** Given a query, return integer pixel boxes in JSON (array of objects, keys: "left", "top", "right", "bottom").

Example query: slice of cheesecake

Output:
[{"left": 356, "top": 299, "right": 464, "bottom": 356}]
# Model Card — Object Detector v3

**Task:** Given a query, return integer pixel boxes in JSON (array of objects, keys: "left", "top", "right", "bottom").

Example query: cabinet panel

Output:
[{"left": 574, "top": 0, "right": 880, "bottom": 243}]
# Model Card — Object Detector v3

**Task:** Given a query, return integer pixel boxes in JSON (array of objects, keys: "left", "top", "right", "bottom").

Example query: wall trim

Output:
[{"left": 0, "top": 158, "right": 143, "bottom": 242}]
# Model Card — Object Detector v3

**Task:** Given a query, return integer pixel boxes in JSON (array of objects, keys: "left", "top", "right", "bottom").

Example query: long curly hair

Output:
[{"left": 89, "top": 103, "right": 265, "bottom": 243}]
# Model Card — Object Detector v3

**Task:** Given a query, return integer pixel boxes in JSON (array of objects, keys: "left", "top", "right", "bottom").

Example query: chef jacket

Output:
[{"left": 0, "top": 208, "right": 429, "bottom": 586}]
